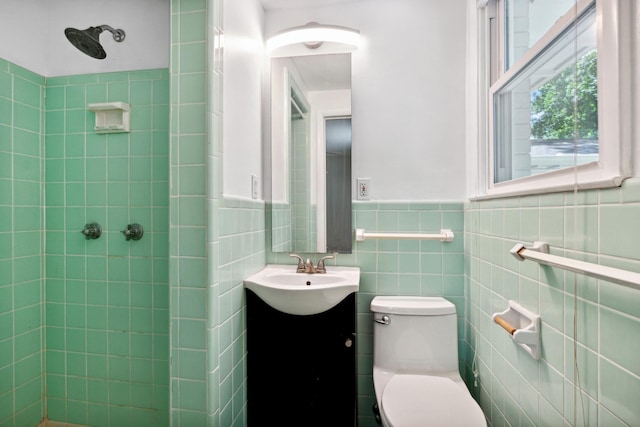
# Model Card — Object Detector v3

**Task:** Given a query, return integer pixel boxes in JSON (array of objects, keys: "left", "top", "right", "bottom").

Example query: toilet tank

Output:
[{"left": 371, "top": 296, "right": 459, "bottom": 374}]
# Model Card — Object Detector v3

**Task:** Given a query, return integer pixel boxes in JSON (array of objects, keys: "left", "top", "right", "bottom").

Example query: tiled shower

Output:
[
  {"left": 0, "top": 61, "right": 171, "bottom": 426},
  {"left": 0, "top": 0, "right": 258, "bottom": 424},
  {"left": 44, "top": 70, "right": 171, "bottom": 425}
]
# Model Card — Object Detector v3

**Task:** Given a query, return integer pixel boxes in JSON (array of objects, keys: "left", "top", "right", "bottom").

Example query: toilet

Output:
[{"left": 371, "top": 296, "right": 486, "bottom": 427}]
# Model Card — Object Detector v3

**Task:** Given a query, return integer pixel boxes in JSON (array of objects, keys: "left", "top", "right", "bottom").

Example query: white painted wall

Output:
[
  {"left": 265, "top": 0, "right": 468, "bottom": 201},
  {"left": 635, "top": 4, "right": 640, "bottom": 176},
  {"left": 0, "top": 0, "right": 49, "bottom": 74},
  {"left": 465, "top": 1, "right": 482, "bottom": 199},
  {"left": 0, "top": 0, "right": 169, "bottom": 77},
  {"left": 223, "top": 0, "right": 265, "bottom": 199}
]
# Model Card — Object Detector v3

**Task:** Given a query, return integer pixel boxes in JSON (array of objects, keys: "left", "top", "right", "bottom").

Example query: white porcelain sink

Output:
[{"left": 244, "top": 264, "right": 360, "bottom": 315}]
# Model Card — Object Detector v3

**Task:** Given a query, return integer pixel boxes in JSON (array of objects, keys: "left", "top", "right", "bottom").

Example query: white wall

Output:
[
  {"left": 223, "top": 0, "right": 265, "bottom": 199},
  {"left": 636, "top": 4, "right": 640, "bottom": 176},
  {"left": 0, "top": 0, "right": 169, "bottom": 77},
  {"left": 0, "top": 0, "right": 49, "bottom": 74},
  {"left": 265, "top": 0, "right": 468, "bottom": 201}
]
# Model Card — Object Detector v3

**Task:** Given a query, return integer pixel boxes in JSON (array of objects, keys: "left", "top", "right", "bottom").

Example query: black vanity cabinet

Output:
[{"left": 246, "top": 289, "right": 356, "bottom": 427}]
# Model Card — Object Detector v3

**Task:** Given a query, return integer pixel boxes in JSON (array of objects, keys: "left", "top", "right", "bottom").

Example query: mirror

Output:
[{"left": 270, "top": 53, "right": 352, "bottom": 254}]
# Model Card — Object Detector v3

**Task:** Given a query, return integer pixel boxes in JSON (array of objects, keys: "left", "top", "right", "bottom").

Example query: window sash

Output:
[
  {"left": 479, "top": 0, "right": 632, "bottom": 199},
  {"left": 493, "top": 5, "right": 597, "bottom": 184}
]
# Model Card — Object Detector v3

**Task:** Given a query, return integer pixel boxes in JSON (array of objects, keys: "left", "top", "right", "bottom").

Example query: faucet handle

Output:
[
  {"left": 316, "top": 254, "right": 335, "bottom": 273},
  {"left": 289, "top": 254, "right": 305, "bottom": 272}
]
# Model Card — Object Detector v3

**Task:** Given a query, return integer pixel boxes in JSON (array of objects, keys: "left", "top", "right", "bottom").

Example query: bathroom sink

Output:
[{"left": 244, "top": 264, "right": 360, "bottom": 315}]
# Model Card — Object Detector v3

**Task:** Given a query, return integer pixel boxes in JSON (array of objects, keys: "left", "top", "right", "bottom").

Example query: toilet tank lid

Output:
[{"left": 370, "top": 296, "right": 455, "bottom": 315}]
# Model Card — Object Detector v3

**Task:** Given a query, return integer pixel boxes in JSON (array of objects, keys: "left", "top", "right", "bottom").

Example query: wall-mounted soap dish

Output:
[
  {"left": 492, "top": 300, "right": 541, "bottom": 360},
  {"left": 88, "top": 102, "right": 130, "bottom": 133}
]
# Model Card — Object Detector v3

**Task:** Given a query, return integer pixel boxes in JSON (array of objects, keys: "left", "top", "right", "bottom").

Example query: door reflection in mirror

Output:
[{"left": 325, "top": 117, "right": 351, "bottom": 253}]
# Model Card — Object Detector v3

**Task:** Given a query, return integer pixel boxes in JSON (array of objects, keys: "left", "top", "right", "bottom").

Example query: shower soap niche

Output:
[
  {"left": 492, "top": 300, "right": 540, "bottom": 360},
  {"left": 88, "top": 102, "right": 130, "bottom": 133}
]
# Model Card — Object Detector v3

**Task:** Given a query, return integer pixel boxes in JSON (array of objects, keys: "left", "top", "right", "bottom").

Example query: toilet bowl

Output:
[{"left": 371, "top": 296, "right": 486, "bottom": 427}]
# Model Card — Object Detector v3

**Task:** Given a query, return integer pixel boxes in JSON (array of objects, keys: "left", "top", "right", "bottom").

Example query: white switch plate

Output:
[
  {"left": 251, "top": 174, "right": 259, "bottom": 199},
  {"left": 357, "top": 178, "right": 370, "bottom": 200}
]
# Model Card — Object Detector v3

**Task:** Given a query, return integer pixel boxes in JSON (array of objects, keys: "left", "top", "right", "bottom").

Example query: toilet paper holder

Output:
[{"left": 492, "top": 300, "right": 540, "bottom": 360}]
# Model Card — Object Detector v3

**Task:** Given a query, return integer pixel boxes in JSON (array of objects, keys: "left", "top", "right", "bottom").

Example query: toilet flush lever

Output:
[{"left": 374, "top": 315, "right": 390, "bottom": 325}]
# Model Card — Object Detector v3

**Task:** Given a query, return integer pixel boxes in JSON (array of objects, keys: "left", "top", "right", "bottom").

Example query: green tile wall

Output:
[
  {"left": 169, "top": 2, "right": 270, "bottom": 425},
  {"left": 465, "top": 179, "right": 640, "bottom": 426},
  {"left": 170, "top": 0, "right": 210, "bottom": 425},
  {"left": 217, "top": 198, "right": 265, "bottom": 426},
  {"left": 0, "top": 57, "right": 45, "bottom": 427},
  {"left": 206, "top": 1, "right": 223, "bottom": 424},
  {"left": 44, "top": 69, "right": 170, "bottom": 427},
  {"left": 267, "top": 201, "right": 465, "bottom": 427},
  {"left": 291, "top": 118, "right": 315, "bottom": 252},
  {"left": 267, "top": 202, "right": 292, "bottom": 252}
]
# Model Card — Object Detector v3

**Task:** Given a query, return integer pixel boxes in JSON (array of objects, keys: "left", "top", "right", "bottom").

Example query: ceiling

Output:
[{"left": 260, "top": 0, "right": 356, "bottom": 11}]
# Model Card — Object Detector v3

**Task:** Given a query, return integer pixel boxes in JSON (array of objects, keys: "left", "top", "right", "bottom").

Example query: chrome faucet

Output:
[{"left": 289, "top": 253, "right": 335, "bottom": 274}]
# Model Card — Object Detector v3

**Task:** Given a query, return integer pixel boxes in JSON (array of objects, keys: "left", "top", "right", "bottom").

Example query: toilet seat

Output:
[{"left": 381, "top": 374, "right": 486, "bottom": 427}]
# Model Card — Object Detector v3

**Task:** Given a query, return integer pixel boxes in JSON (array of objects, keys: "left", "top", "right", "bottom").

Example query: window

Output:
[{"left": 480, "top": 0, "right": 632, "bottom": 198}]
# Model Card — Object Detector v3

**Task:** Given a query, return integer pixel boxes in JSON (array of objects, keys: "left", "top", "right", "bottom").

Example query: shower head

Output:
[{"left": 64, "top": 25, "right": 126, "bottom": 59}]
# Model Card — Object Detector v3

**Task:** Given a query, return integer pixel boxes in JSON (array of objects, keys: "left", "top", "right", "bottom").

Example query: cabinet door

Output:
[{"left": 247, "top": 290, "right": 356, "bottom": 427}]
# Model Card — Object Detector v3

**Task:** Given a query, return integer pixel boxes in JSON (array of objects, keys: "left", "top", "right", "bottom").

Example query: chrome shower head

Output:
[{"left": 64, "top": 25, "right": 126, "bottom": 59}]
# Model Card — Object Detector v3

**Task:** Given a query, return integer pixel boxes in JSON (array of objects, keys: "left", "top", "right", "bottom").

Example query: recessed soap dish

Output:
[{"left": 88, "top": 102, "right": 130, "bottom": 133}]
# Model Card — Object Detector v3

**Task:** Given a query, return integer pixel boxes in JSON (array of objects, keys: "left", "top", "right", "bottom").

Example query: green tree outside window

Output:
[{"left": 530, "top": 50, "right": 597, "bottom": 140}]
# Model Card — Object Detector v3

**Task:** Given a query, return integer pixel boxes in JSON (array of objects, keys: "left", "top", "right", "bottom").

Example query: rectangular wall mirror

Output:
[{"left": 270, "top": 53, "right": 352, "bottom": 254}]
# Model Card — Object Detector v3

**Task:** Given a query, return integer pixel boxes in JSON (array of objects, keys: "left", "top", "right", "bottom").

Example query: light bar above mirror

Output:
[{"left": 266, "top": 22, "right": 360, "bottom": 58}]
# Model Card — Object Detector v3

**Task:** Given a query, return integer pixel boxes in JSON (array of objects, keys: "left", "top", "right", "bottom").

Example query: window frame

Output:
[{"left": 478, "top": 0, "right": 632, "bottom": 199}]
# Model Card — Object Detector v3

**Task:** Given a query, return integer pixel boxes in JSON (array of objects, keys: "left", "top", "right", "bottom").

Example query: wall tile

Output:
[
  {"left": 179, "top": 12, "right": 207, "bottom": 43},
  {"left": 467, "top": 179, "right": 640, "bottom": 426},
  {"left": 40, "top": 68, "right": 170, "bottom": 425},
  {"left": 266, "top": 201, "right": 464, "bottom": 426},
  {"left": 0, "top": 59, "right": 44, "bottom": 427},
  {"left": 600, "top": 358, "right": 640, "bottom": 426}
]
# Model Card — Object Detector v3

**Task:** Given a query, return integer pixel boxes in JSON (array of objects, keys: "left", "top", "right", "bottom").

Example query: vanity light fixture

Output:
[{"left": 266, "top": 22, "right": 360, "bottom": 57}]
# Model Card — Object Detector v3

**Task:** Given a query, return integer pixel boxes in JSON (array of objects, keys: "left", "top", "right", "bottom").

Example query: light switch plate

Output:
[{"left": 251, "top": 174, "right": 259, "bottom": 199}]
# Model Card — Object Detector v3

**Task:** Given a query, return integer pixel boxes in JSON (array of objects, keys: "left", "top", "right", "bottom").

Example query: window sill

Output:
[{"left": 470, "top": 161, "right": 629, "bottom": 201}]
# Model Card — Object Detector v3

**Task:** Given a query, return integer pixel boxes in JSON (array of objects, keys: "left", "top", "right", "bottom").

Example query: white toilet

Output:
[{"left": 371, "top": 296, "right": 486, "bottom": 427}]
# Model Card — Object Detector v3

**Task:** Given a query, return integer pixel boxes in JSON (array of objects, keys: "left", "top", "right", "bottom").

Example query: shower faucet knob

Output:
[
  {"left": 122, "top": 223, "right": 144, "bottom": 241},
  {"left": 81, "top": 223, "right": 102, "bottom": 240}
]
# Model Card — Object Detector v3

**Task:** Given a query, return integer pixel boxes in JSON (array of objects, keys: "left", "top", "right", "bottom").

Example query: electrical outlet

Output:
[
  {"left": 357, "top": 178, "right": 370, "bottom": 200},
  {"left": 251, "top": 174, "right": 259, "bottom": 199}
]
